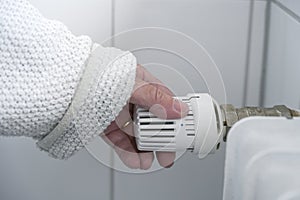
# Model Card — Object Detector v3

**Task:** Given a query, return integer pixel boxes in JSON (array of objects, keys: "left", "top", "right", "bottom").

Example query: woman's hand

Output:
[{"left": 101, "top": 65, "right": 189, "bottom": 170}]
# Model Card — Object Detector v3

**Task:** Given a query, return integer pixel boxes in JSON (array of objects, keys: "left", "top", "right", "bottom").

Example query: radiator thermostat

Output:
[{"left": 134, "top": 93, "right": 224, "bottom": 159}]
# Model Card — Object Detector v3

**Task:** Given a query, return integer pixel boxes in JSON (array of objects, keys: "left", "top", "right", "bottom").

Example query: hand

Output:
[{"left": 101, "top": 65, "right": 189, "bottom": 170}]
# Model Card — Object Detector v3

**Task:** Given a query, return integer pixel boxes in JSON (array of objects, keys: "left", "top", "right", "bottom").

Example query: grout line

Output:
[
  {"left": 272, "top": 0, "right": 300, "bottom": 23},
  {"left": 109, "top": 150, "right": 115, "bottom": 200},
  {"left": 243, "top": 0, "right": 255, "bottom": 107},
  {"left": 111, "top": 0, "right": 116, "bottom": 47},
  {"left": 110, "top": 2, "right": 116, "bottom": 200},
  {"left": 259, "top": 0, "right": 272, "bottom": 107},
  {"left": 259, "top": 0, "right": 300, "bottom": 107}
]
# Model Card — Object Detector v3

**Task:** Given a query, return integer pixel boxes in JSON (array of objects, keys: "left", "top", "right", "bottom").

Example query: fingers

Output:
[
  {"left": 134, "top": 65, "right": 189, "bottom": 119},
  {"left": 102, "top": 129, "right": 154, "bottom": 170},
  {"left": 101, "top": 65, "right": 184, "bottom": 169},
  {"left": 113, "top": 104, "right": 134, "bottom": 136},
  {"left": 131, "top": 80, "right": 189, "bottom": 119},
  {"left": 103, "top": 127, "right": 172, "bottom": 170},
  {"left": 150, "top": 82, "right": 174, "bottom": 97},
  {"left": 136, "top": 64, "right": 174, "bottom": 96},
  {"left": 139, "top": 152, "right": 154, "bottom": 170},
  {"left": 103, "top": 104, "right": 134, "bottom": 137},
  {"left": 156, "top": 152, "right": 175, "bottom": 168},
  {"left": 103, "top": 121, "right": 119, "bottom": 135},
  {"left": 102, "top": 129, "right": 141, "bottom": 169}
]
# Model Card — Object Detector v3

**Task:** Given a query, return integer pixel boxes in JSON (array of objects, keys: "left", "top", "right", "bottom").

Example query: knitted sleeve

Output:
[{"left": 0, "top": 0, "right": 137, "bottom": 159}]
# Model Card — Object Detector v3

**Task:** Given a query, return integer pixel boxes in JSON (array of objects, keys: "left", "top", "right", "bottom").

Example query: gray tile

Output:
[
  {"left": 277, "top": 0, "right": 300, "bottom": 18},
  {"left": 0, "top": 138, "right": 111, "bottom": 200},
  {"left": 113, "top": 0, "right": 251, "bottom": 106},
  {"left": 264, "top": 3, "right": 300, "bottom": 108},
  {"left": 113, "top": 146, "right": 226, "bottom": 200},
  {"left": 112, "top": 0, "right": 252, "bottom": 200},
  {"left": 245, "top": 1, "right": 267, "bottom": 105},
  {"left": 29, "top": 0, "right": 112, "bottom": 43}
]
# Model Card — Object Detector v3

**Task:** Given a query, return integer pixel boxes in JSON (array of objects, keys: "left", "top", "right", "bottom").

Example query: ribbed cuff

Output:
[{"left": 37, "top": 45, "right": 137, "bottom": 159}]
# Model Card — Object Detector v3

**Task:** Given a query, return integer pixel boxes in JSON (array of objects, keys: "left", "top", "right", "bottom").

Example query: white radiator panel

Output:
[{"left": 223, "top": 117, "right": 300, "bottom": 200}]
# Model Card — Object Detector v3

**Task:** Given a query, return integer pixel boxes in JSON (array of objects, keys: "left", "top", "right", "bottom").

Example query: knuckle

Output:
[{"left": 153, "top": 87, "right": 164, "bottom": 103}]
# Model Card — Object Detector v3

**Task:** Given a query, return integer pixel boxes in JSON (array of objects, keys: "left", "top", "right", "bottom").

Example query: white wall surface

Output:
[
  {"left": 245, "top": 0, "right": 267, "bottom": 106},
  {"left": 112, "top": 1, "right": 265, "bottom": 200},
  {"left": 114, "top": 0, "right": 251, "bottom": 106},
  {"left": 264, "top": 1, "right": 300, "bottom": 109},
  {"left": 0, "top": 138, "right": 111, "bottom": 200},
  {"left": 28, "top": 0, "right": 112, "bottom": 43},
  {"left": 277, "top": 0, "right": 300, "bottom": 17}
]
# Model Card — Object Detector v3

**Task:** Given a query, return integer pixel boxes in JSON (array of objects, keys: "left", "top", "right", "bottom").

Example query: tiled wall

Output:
[
  {"left": 112, "top": 1, "right": 265, "bottom": 200},
  {"left": 264, "top": 0, "right": 300, "bottom": 109},
  {"left": 0, "top": 1, "right": 272, "bottom": 200}
]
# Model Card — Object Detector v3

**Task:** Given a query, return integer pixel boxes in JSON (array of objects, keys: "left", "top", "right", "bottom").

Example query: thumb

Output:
[{"left": 131, "top": 81, "right": 189, "bottom": 119}]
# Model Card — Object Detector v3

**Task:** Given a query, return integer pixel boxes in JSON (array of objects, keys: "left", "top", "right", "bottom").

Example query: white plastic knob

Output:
[{"left": 133, "top": 93, "right": 224, "bottom": 159}]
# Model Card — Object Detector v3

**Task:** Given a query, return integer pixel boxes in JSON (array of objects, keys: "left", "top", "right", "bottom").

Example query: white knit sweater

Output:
[{"left": 0, "top": 0, "right": 137, "bottom": 159}]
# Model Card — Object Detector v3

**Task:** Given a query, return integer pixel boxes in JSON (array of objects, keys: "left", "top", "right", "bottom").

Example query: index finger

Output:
[
  {"left": 136, "top": 64, "right": 174, "bottom": 96},
  {"left": 131, "top": 80, "right": 189, "bottom": 119}
]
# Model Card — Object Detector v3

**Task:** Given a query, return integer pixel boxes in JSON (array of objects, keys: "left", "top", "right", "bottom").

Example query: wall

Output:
[
  {"left": 112, "top": 1, "right": 265, "bottom": 200},
  {"left": 0, "top": 0, "right": 267, "bottom": 200},
  {"left": 264, "top": 0, "right": 300, "bottom": 109}
]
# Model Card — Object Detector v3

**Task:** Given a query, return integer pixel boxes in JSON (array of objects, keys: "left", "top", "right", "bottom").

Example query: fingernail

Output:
[
  {"left": 173, "top": 99, "right": 189, "bottom": 116},
  {"left": 165, "top": 162, "right": 174, "bottom": 168},
  {"left": 149, "top": 104, "right": 167, "bottom": 119}
]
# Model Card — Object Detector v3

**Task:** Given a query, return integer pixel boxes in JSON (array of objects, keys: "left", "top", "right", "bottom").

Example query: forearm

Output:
[{"left": 0, "top": 0, "right": 136, "bottom": 159}]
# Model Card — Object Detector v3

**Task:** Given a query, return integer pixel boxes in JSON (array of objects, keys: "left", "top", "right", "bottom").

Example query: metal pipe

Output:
[{"left": 221, "top": 104, "right": 300, "bottom": 141}]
